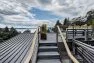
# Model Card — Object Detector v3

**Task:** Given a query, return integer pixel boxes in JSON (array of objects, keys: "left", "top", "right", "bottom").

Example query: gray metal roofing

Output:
[{"left": 0, "top": 33, "right": 34, "bottom": 63}]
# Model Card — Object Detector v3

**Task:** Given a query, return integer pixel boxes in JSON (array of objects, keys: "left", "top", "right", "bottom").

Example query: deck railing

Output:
[
  {"left": 57, "top": 26, "right": 79, "bottom": 63},
  {"left": 66, "top": 29, "right": 92, "bottom": 41},
  {"left": 72, "top": 39, "right": 94, "bottom": 63},
  {"left": 24, "top": 28, "right": 39, "bottom": 63}
]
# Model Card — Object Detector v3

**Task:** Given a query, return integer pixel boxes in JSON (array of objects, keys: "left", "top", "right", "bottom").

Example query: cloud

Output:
[
  {"left": 32, "top": 0, "right": 94, "bottom": 18},
  {"left": 0, "top": 0, "right": 55, "bottom": 28},
  {"left": 0, "top": 0, "right": 94, "bottom": 28},
  {"left": 37, "top": 0, "right": 51, "bottom": 5},
  {"left": 0, "top": 0, "right": 37, "bottom": 28}
]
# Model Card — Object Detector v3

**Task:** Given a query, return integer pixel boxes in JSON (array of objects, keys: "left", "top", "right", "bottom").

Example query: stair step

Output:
[
  {"left": 39, "top": 42, "right": 57, "bottom": 46},
  {"left": 38, "top": 51, "right": 59, "bottom": 56},
  {"left": 39, "top": 46, "right": 58, "bottom": 52},
  {"left": 38, "top": 52, "right": 60, "bottom": 59},
  {"left": 37, "top": 59, "right": 61, "bottom": 63}
]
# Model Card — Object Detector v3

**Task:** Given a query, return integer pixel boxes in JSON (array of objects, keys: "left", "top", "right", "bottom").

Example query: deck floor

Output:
[{"left": 39, "top": 33, "right": 62, "bottom": 43}]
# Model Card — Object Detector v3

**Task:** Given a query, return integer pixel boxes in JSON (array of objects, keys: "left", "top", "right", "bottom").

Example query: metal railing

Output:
[
  {"left": 24, "top": 27, "right": 39, "bottom": 63},
  {"left": 72, "top": 39, "right": 94, "bottom": 63},
  {"left": 57, "top": 26, "right": 79, "bottom": 63}
]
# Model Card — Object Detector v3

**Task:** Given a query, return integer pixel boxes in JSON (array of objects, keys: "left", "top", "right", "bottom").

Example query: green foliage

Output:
[
  {"left": 23, "top": 29, "right": 31, "bottom": 33},
  {"left": 86, "top": 10, "right": 94, "bottom": 26},
  {"left": 9, "top": 27, "right": 18, "bottom": 37},
  {"left": 63, "top": 18, "right": 69, "bottom": 26},
  {"left": 63, "top": 18, "right": 70, "bottom": 30},
  {"left": 4, "top": 26, "right": 9, "bottom": 32},
  {"left": 40, "top": 24, "right": 47, "bottom": 40},
  {"left": 73, "top": 21, "right": 85, "bottom": 26},
  {"left": 52, "top": 20, "right": 62, "bottom": 32},
  {"left": 0, "top": 26, "right": 19, "bottom": 42},
  {"left": 55, "top": 20, "right": 62, "bottom": 26},
  {"left": 47, "top": 28, "right": 50, "bottom": 33},
  {"left": 41, "top": 24, "right": 47, "bottom": 34},
  {"left": 52, "top": 19, "right": 70, "bottom": 32}
]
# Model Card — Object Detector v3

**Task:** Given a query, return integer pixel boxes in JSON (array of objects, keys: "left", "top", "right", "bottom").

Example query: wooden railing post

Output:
[
  {"left": 72, "top": 39, "right": 78, "bottom": 55},
  {"left": 56, "top": 26, "right": 58, "bottom": 43},
  {"left": 73, "top": 25, "right": 75, "bottom": 39},
  {"left": 66, "top": 29, "right": 68, "bottom": 42},
  {"left": 72, "top": 40, "right": 76, "bottom": 54},
  {"left": 75, "top": 44, "right": 78, "bottom": 55},
  {"left": 38, "top": 27, "right": 40, "bottom": 43}
]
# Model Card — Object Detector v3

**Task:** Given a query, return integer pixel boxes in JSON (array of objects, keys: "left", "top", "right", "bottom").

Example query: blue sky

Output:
[
  {"left": 0, "top": 0, "right": 94, "bottom": 27},
  {"left": 31, "top": 7, "right": 62, "bottom": 20}
]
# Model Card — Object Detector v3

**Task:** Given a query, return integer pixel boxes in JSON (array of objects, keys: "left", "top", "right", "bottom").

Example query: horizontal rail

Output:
[
  {"left": 14, "top": 28, "right": 37, "bottom": 29},
  {"left": 67, "top": 29, "right": 92, "bottom": 30},
  {"left": 73, "top": 39, "right": 94, "bottom": 62},
  {"left": 77, "top": 48, "right": 92, "bottom": 63},
  {"left": 57, "top": 26, "right": 79, "bottom": 63},
  {"left": 24, "top": 28, "right": 38, "bottom": 63},
  {"left": 73, "top": 40, "right": 94, "bottom": 49}
]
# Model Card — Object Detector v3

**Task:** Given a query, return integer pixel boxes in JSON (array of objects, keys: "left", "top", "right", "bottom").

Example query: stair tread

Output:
[
  {"left": 39, "top": 46, "right": 57, "bottom": 49},
  {"left": 38, "top": 52, "right": 59, "bottom": 56},
  {"left": 37, "top": 59, "right": 61, "bottom": 63},
  {"left": 39, "top": 42, "right": 57, "bottom": 43}
]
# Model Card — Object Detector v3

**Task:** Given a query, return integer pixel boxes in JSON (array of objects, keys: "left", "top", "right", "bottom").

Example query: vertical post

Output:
[
  {"left": 75, "top": 44, "right": 78, "bottom": 55},
  {"left": 87, "top": 26, "right": 88, "bottom": 41},
  {"left": 73, "top": 25, "right": 74, "bottom": 39},
  {"left": 38, "top": 27, "right": 40, "bottom": 43},
  {"left": 85, "top": 29, "right": 87, "bottom": 41},
  {"left": 56, "top": 26, "right": 58, "bottom": 43},
  {"left": 75, "top": 29, "right": 76, "bottom": 36},
  {"left": 29, "top": 59, "right": 32, "bottom": 63},
  {"left": 66, "top": 29, "right": 68, "bottom": 42},
  {"left": 72, "top": 40, "right": 75, "bottom": 54},
  {"left": 72, "top": 40, "right": 78, "bottom": 55}
]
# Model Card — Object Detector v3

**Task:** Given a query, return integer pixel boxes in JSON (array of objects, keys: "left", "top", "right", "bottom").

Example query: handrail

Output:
[
  {"left": 24, "top": 28, "right": 38, "bottom": 63},
  {"left": 73, "top": 40, "right": 94, "bottom": 63},
  {"left": 73, "top": 39, "right": 94, "bottom": 49},
  {"left": 73, "top": 40, "right": 94, "bottom": 52},
  {"left": 57, "top": 26, "right": 79, "bottom": 63}
]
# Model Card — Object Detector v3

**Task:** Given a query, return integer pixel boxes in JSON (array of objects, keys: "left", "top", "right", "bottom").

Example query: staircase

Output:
[{"left": 37, "top": 42, "right": 61, "bottom": 63}]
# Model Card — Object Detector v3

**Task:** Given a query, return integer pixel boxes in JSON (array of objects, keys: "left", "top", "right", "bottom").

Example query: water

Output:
[{"left": 16, "top": 29, "right": 37, "bottom": 33}]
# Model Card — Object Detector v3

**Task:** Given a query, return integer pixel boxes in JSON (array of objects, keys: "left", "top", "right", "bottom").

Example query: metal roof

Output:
[{"left": 0, "top": 33, "right": 34, "bottom": 63}]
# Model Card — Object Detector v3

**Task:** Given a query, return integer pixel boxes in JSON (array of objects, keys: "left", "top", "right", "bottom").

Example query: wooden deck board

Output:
[{"left": 39, "top": 33, "right": 62, "bottom": 43}]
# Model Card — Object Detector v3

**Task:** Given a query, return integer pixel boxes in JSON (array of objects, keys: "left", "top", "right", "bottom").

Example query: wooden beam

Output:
[{"left": 24, "top": 28, "right": 38, "bottom": 63}]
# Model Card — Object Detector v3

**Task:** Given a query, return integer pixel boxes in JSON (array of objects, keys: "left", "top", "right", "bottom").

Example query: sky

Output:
[{"left": 0, "top": 0, "right": 94, "bottom": 28}]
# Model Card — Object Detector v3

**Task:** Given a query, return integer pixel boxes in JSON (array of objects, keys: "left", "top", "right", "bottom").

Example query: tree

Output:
[
  {"left": 86, "top": 10, "right": 94, "bottom": 26},
  {"left": 4, "top": 26, "right": 9, "bottom": 32},
  {"left": 86, "top": 14, "right": 93, "bottom": 26},
  {"left": 0, "top": 27, "right": 19, "bottom": 41},
  {"left": 47, "top": 28, "right": 50, "bottom": 33},
  {"left": 85, "top": 10, "right": 94, "bottom": 39},
  {"left": 52, "top": 20, "right": 62, "bottom": 32},
  {"left": 9, "top": 27, "right": 18, "bottom": 37},
  {"left": 73, "top": 21, "right": 85, "bottom": 27},
  {"left": 63, "top": 18, "right": 69, "bottom": 26},
  {"left": 55, "top": 20, "right": 62, "bottom": 26},
  {"left": 23, "top": 29, "right": 31, "bottom": 33},
  {"left": 0, "top": 28, "right": 2, "bottom": 33},
  {"left": 63, "top": 18, "right": 70, "bottom": 30}
]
